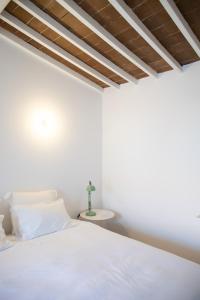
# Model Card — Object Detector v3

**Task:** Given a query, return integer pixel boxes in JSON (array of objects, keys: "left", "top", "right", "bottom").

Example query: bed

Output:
[{"left": 0, "top": 220, "right": 200, "bottom": 300}]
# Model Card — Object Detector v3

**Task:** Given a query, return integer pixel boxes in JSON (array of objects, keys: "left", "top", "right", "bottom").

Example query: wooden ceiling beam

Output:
[
  {"left": 109, "top": 0, "right": 182, "bottom": 72},
  {"left": 1, "top": 11, "right": 119, "bottom": 89},
  {"left": 0, "top": 0, "right": 11, "bottom": 14},
  {"left": 0, "top": 28, "right": 103, "bottom": 93},
  {"left": 160, "top": 0, "right": 200, "bottom": 57},
  {"left": 0, "top": 12, "right": 117, "bottom": 89},
  {"left": 56, "top": 0, "right": 157, "bottom": 78},
  {"left": 13, "top": 0, "right": 137, "bottom": 84}
]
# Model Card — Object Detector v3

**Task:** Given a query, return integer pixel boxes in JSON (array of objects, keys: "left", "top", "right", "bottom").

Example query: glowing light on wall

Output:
[
  {"left": 23, "top": 99, "right": 67, "bottom": 146},
  {"left": 31, "top": 110, "right": 60, "bottom": 140}
]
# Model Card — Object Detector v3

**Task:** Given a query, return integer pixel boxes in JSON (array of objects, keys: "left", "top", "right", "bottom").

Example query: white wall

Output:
[
  {"left": 1, "top": 32, "right": 200, "bottom": 264},
  {"left": 0, "top": 35, "right": 102, "bottom": 232},
  {"left": 103, "top": 62, "right": 200, "bottom": 263}
]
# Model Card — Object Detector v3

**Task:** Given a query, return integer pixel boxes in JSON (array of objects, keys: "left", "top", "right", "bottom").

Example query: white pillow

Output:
[
  {"left": 11, "top": 199, "right": 71, "bottom": 240},
  {"left": 11, "top": 190, "right": 57, "bottom": 205},
  {"left": 10, "top": 190, "right": 58, "bottom": 235}
]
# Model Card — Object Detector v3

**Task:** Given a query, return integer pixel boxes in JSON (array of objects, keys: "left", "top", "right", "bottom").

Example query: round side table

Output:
[{"left": 79, "top": 209, "right": 115, "bottom": 228}]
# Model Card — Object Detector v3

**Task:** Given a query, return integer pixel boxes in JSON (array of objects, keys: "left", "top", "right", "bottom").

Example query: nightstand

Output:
[{"left": 78, "top": 209, "right": 115, "bottom": 228}]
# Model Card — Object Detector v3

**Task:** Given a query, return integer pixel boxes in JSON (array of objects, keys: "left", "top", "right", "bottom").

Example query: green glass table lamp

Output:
[{"left": 86, "top": 181, "right": 96, "bottom": 216}]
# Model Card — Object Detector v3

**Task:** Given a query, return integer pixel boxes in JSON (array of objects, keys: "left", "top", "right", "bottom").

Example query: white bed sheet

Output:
[{"left": 0, "top": 220, "right": 200, "bottom": 300}]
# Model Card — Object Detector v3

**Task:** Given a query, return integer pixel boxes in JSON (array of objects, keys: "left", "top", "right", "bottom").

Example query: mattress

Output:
[{"left": 0, "top": 220, "right": 200, "bottom": 300}]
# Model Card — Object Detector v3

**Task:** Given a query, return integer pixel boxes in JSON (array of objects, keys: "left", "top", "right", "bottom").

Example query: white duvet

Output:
[{"left": 0, "top": 220, "right": 200, "bottom": 300}]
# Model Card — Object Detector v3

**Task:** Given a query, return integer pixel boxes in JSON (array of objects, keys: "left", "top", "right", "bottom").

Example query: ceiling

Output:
[{"left": 0, "top": 0, "right": 200, "bottom": 91}]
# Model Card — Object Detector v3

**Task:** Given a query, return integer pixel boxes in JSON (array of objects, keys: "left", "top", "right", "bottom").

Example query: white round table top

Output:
[{"left": 80, "top": 209, "right": 115, "bottom": 221}]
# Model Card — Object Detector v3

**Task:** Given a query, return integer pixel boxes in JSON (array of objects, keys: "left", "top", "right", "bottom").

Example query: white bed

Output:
[{"left": 0, "top": 220, "right": 200, "bottom": 300}]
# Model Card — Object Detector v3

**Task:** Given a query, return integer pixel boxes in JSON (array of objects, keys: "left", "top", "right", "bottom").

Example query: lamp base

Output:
[{"left": 86, "top": 210, "right": 96, "bottom": 216}]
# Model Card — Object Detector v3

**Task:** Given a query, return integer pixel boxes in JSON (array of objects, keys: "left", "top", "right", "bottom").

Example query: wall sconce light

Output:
[{"left": 31, "top": 110, "right": 59, "bottom": 139}]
